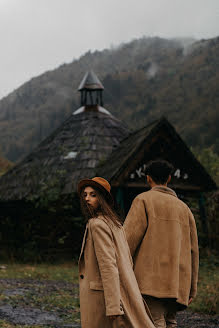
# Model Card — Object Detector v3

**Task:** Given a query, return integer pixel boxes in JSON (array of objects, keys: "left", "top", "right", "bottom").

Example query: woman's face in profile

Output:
[{"left": 83, "top": 186, "right": 99, "bottom": 210}]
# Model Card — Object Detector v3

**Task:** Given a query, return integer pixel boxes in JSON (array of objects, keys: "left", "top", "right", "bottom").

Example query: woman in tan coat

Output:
[{"left": 78, "top": 177, "right": 155, "bottom": 328}]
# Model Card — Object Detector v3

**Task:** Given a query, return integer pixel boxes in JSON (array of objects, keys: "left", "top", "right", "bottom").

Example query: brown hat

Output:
[{"left": 77, "top": 177, "right": 113, "bottom": 204}]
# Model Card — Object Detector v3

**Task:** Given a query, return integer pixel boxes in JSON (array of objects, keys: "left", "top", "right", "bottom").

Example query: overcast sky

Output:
[{"left": 0, "top": 0, "right": 218, "bottom": 99}]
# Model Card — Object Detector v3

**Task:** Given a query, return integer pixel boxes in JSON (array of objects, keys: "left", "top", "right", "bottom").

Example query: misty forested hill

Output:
[{"left": 0, "top": 36, "right": 218, "bottom": 161}]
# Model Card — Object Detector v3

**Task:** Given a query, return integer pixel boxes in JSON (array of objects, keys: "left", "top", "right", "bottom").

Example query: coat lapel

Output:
[{"left": 78, "top": 223, "right": 88, "bottom": 263}]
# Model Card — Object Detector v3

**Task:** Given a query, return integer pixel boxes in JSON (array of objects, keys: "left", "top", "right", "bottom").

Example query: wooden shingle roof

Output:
[
  {"left": 97, "top": 119, "right": 158, "bottom": 181},
  {"left": 0, "top": 109, "right": 129, "bottom": 201},
  {"left": 98, "top": 117, "right": 217, "bottom": 192}
]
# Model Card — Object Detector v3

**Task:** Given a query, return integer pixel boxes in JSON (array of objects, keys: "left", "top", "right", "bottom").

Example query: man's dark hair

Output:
[{"left": 145, "top": 160, "right": 174, "bottom": 184}]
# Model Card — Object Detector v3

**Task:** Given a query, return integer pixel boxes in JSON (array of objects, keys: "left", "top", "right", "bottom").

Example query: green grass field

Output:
[
  {"left": 0, "top": 258, "right": 218, "bottom": 328},
  {"left": 189, "top": 256, "right": 219, "bottom": 314},
  {"left": 0, "top": 322, "right": 45, "bottom": 328},
  {"left": 0, "top": 262, "right": 78, "bottom": 282},
  {"left": 0, "top": 262, "right": 80, "bottom": 328}
]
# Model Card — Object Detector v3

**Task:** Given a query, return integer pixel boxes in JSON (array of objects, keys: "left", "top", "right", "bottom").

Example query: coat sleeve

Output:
[
  {"left": 90, "top": 219, "right": 124, "bottom": 317},
  {"left": 124, "top": 196, "right": 148, "bottom": 257},
  {"left": 188, "top": 208, "right": 199, "bottom": 298}
]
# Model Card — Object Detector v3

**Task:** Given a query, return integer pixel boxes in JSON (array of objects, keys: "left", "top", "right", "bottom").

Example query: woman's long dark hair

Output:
[{"left": 80, "top": 186, "right": 121, "bottom": 227}]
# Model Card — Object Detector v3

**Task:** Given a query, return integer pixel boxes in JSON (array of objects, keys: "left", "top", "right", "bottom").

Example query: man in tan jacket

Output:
[{"left": 124, "top": 160, "right": 199, "bottom": 328}]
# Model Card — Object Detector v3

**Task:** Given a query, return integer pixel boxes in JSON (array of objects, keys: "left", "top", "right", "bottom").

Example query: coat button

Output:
[{"left": 80, "top": 274, "right": 84, "bottom": 279}]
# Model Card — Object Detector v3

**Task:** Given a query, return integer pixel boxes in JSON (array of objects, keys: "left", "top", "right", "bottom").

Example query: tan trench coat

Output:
[
  {"left": 78, "top": 216, "right": 155, "bottom": 328},
  {"left": 124, "top": 186, "right": 199, "bottom": 309}
]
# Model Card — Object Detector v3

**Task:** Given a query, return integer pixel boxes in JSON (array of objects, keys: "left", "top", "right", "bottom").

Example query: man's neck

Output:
[{"left": 150, "top": 182, "right": 167, "bottom": 188}]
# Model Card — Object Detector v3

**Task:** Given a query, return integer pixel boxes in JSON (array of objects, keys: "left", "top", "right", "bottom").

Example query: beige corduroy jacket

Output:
[
  {"left": 78, "top": 216, "right": 155, "bottom": 328},
  {"left": 124, "top": 186, "right": 199, "bottom": 309}
]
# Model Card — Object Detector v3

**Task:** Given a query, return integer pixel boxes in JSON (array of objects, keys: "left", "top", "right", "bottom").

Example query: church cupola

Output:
[{"left": 78, "top": 71, "right": 104, "bottom": 108}]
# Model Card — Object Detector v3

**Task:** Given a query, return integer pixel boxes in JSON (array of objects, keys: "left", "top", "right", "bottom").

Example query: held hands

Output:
[
  {"left": 109, "top": 315, "right": 122, "bottom": 321},
  {"left": 188, "top": 297, "right": 193, "bottom": 305}
]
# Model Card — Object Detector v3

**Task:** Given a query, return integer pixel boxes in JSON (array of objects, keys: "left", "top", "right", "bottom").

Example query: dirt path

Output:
[{"left": 0, "top": 278, "right": 218, "bottom": 327}]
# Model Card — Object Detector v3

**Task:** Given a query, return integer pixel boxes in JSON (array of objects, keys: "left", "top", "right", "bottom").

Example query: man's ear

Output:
[
  {"left": 167, "top": 175, "right": 171, "bottom": 184},
  {"left": 146, "top": 175, "right": 152, "bottom": 185}
]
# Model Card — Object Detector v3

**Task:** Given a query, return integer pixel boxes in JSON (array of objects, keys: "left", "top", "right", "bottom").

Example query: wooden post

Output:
[
  {"left": 116, "top": 187, "right": 125, "bottom": 219},
  {"left": 89, "top": 91, "right": 93, "bottom": 105},
  {"left": 100, "top": 90, "right": 103, "bottom": 106},
  {"left": 198, "top": 192, "right": 209, "bottom": 247}
]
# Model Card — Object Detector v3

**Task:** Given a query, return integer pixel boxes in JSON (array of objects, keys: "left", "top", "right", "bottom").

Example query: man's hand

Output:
[{"left": 188, "top": 297, "right": 193, "bottom": 305}]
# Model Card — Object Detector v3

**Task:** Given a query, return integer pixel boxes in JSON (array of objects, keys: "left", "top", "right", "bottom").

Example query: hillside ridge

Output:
[{"left": 0, "top": 36, "right": 218, "bottom": 161}]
